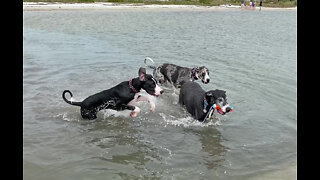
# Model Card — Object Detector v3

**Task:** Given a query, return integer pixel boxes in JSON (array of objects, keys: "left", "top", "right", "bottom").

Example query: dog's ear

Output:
[
  {"left": 205, "top": 91, "right": 213, "bottom": 97},
  {"left": 138, "top": 67, "right": 146, "bottom": 81},
  {"left": 219, "top": 90, "right": 226, "bottom": 95}
]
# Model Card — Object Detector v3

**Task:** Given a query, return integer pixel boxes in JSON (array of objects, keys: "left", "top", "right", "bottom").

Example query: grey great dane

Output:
[{"left": 144, "top": 57, "right": 210, "bottom": 88}]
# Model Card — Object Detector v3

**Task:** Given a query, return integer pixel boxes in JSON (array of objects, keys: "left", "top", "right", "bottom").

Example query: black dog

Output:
[
  {"left": 62, "top": 68, "right": 163, "bottom": 120},
  {"left": 144, "top": 57, "right": 210, "bottom": 88},
  {"left": 179, "top": 81, "right": 232, "bottom": 122}
]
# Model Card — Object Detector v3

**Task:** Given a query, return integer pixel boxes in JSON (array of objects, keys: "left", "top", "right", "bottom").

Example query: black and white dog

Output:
[
  {"left": 179, "top": 81, "right": 232, "bottom": 122},
  {"left": 144, "top": 57, "right": 210, "bottom": 88},
  {"left": 62, "top": 68, "right": 163, "bottom": 120}
]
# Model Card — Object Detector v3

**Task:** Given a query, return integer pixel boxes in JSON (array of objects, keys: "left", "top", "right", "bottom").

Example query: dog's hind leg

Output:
[
  {"left": 97, "top": 100, "right": 117, "bottom": 111},
  {"left": 120, "top": 104, "right": 135, "bottom": 110},
  {"left": 171, "top": 83, "right": 179, "bottom": 95},
  {"left": 178, "top": 93, "right": 184, "bottom": 105},
  {"left": 81, "top": 109, "right": 97, "bottom": 120}
]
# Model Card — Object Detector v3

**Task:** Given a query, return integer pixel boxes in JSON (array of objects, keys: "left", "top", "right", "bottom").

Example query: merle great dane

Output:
[
  {"left": 179, "top": 81, "right": 232, "bottom": 122},
  {"left": 62, "top": 68, "right": 164, "bottom": 120},
  {"left": 144, "top": 57, "right": 210, "bottom": 88}
]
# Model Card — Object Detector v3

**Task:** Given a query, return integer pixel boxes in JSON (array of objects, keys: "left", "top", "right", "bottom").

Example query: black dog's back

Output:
[
  {"left": 81, "top": 89, "right": 115, "bottom": 110},
  {"left": 80, "top": 82, "right": 131, "bottom": 110},
  {"left": 179, "top": 81, "right": 204, "bottom": 104},
  {"left": 179, "top": 82, "right": 206, "bottom": 119},
  {"left": 179, "top": 81, "right": 232, "bottom": 121}
]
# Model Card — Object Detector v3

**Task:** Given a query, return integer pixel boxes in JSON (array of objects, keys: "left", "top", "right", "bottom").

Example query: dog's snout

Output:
[
  {"left": 226, "top": 107, "right": 231, "bottom": 113},
  {"left": 207, "top": 79, "right": 210, "bottom": 83},
  {"left": 160, "top": 90, "right": 164, "bottom": 94}
]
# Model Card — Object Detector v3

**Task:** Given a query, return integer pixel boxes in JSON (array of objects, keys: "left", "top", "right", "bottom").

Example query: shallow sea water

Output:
[{"left": 23, "top": 8, "right": 297, "bottom": 179}]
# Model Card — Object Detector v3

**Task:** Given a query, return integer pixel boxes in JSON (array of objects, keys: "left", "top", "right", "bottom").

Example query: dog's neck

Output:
[
  {"left": 129, "top": 78, "right": 143, "bottom": 93},
  {"left": 191, "top": 67, "right": 198, "bottom": 80}
]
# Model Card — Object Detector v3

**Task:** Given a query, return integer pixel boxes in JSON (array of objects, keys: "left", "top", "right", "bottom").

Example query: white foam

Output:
[
  {"left": 159, "top": 113, "right": 223, "bottom": 128},
  {"left": 56, "top": 113, "right": 79, "bottom": 122},
  {"left": 102, "top": 109, "right": 131, "bottom": 119}
]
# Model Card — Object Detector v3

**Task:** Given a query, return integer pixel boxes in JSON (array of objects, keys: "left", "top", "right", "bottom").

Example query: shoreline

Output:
[{"left": 23, "top": 2, "right": 297, "bottom": 11}]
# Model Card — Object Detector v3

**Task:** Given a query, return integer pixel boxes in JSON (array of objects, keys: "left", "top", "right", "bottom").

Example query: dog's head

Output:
[
  {"left": 205, "top": 89, "right": 232, "bottom": 115},
  {"left": 138, "top": 67, "right": 164, "bottom": 97},
  {"left": 195, "top": 66, "right": 210, "bottom": 84}
]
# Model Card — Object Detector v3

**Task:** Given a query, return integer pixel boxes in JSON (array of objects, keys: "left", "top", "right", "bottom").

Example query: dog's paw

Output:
[
  {"left": 130, "top": 106, "right": 140, "bottom": 117},
  {"left": 149, "top": 102, "right": 155, "bottom": 112},
  {"left": 130, "top": 112, "right": 138, "bottom": 117}
]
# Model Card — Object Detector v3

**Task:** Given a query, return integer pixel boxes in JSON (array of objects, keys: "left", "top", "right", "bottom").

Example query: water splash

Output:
[
  {"left": 159, "top": 113, "right": 223, "bottom": 128},
  {"left": 102, "top": 109, "right": 131, "bottom": 119},
  {"left": 55, "top": 112, "right": 79, "bottom": 122},
  {"left": 70, "top": 97, "right": 75, "bottom": 103}
]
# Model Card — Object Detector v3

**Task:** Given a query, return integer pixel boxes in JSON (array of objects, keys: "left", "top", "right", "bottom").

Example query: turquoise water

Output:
[{"left": 23, "top": 8, "right": 297, "bottom": 179}]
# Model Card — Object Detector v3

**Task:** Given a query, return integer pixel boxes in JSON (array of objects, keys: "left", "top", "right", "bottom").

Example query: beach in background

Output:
[{"left": 23, "top": 2, "right": 297, "bottom": 11}]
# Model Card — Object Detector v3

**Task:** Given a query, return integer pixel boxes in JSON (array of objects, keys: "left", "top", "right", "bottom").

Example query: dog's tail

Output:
[
  {"left": 144, "top": 57, "right": 156, "bottom": 70},
  {"left": 62, "top": 90, "right": 82, "bottom": 106}
]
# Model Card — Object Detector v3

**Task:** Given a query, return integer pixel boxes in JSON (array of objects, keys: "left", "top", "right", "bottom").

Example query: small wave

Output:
[
  {"left": 55, "top": 112, "right": 80, "bottom": 122},
  {"left": 159, "top": 113, "right": 223, "bottom": 128},
  {"left": 101, "top": 109, "right": 131, "bottom": 119}
]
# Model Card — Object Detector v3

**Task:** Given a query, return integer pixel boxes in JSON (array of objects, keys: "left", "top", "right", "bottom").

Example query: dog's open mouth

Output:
[
  {"left": 147, "top": 91, "right": 160, "bottom": 97},
  {"left": 217, "top": 108, "right": 226, "bottom": 115}
]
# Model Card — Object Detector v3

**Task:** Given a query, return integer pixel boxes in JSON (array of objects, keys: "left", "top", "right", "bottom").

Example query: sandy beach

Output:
[{"left": 23, "top": 2, "right": 297, "bottom": 11}]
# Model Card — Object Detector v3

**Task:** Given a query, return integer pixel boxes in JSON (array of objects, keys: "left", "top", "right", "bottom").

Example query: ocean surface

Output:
[{"left": 23, "top": 8, "right": 297, "bottom": 179}]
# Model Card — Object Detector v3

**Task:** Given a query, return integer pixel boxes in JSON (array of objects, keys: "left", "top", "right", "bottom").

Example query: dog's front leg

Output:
[
  {"left": 136, "top": 95, "right": 156, "bottom": 112},
  {"left": 128, "top": 94, "right": 155, "bottom": 112},
  {"left": 121, "top": 104, "right": 141, "bottom": 117}
]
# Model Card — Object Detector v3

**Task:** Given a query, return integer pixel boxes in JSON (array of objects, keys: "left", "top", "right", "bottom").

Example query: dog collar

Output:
[{"left": 129, "top": 79, "right": 140, "bottom": 93}]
